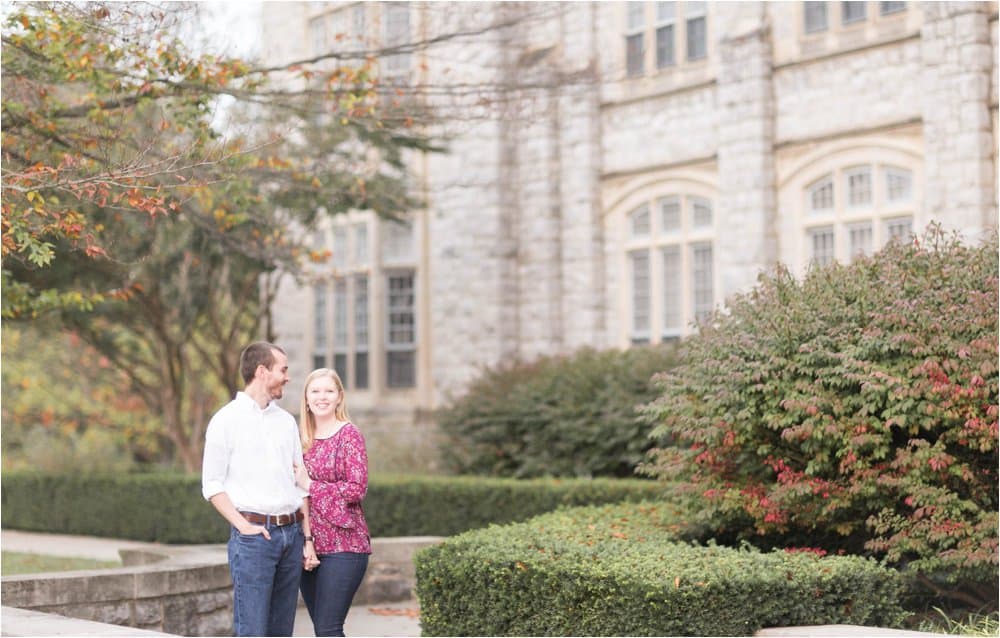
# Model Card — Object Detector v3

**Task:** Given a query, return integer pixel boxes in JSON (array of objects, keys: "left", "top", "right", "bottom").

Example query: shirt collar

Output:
[{"left": 236, "top": 391, "right": 275, "bottom": 413}]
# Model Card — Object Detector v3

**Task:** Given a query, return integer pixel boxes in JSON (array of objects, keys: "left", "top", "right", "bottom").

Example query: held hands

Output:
[
  {"left": 303, "top": 542, "right": 320, "bottom": 571},
  {"left": 293, "top": 462, "right": 313, "bottom": 492}
]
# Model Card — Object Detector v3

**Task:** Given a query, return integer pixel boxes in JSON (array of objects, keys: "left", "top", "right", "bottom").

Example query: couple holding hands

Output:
[{"left": 201, "top": 341, "right": 370, "bottom": 637}]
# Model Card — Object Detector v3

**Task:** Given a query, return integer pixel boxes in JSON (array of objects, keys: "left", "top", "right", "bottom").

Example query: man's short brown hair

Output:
[{"left": 239, "top": 341, "right": 285, "bottom": 385}]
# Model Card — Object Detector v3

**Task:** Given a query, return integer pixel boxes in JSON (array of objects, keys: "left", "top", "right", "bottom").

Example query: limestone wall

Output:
[
  {"left": 0, "top": 546, "right": 231, "bottom": 636},
  {"left": 1, "top": 537, "right": 442, "bottom": 636},
  {"left": 258, "top": 1, "right": 998, "bottom": 433}
]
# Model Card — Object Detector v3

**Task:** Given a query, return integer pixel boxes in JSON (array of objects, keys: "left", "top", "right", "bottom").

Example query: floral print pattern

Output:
[{"left": 303, "top": 423, "right": 372, "bottom": 555}]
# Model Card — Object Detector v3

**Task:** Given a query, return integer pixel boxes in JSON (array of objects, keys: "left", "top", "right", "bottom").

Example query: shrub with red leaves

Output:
[{"left": 641, "top": 225, "right": 998, "bottom": 609}]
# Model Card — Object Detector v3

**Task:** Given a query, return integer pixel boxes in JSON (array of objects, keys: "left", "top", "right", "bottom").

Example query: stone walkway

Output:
[{"left": 2, "top": 530, "right": 952, "bottom": 637}]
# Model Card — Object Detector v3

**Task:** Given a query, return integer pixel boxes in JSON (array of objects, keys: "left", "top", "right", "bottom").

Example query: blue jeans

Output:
[
  {"left": 227, "top": 522, "right": 304, "bottom": 637},
  {"left": 300, "top": 552, "right": 369, "bottom": 637}
]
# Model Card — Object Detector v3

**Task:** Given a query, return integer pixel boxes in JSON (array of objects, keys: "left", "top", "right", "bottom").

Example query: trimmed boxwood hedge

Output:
[
  {"left": 0, "top": 471, "right": 668, "bottom": 543},
  {"left": 415, "top": 502, "right": 908, "bottom": 636}
]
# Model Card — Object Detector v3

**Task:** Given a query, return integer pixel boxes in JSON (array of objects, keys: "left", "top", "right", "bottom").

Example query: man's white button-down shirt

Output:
[{"left": 201, "top": 392, "right": 307, "bottom": 515}]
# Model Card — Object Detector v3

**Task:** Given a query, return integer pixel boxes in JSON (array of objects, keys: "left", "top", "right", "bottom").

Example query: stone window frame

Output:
[
  {"left": 622, "top": 191, "right": 717, "bottom": 345},
  {"left": 622, "top": 1, "right": 711, "bottom": 80}
]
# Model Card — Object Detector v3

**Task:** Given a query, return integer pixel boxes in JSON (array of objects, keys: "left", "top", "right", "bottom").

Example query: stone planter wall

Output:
[
  {"left": 1, "top": 545, "right": 231, "bottom": 636},
  {"left": 1, "top": 537, "right": 442, "bottom": 636}
]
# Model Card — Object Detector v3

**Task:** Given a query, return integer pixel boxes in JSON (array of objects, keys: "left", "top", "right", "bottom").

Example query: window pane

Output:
[
  {"left": 353, "top": 223, "right": 368, "bottom": 266},
  {"left": 660, "top": 196, "right": 681, "bottom": 232},
  {"left": 662, "top": 246, "right": 681, "bottom": 334},
  {"left": 691, "top": 197, "right": 713, "bottom": 228},
  {"left": 314, "top": 284, "right": 328, "bottom": 349},
  {"left": 333, "top": 227, "right": 348, "bottom": 268},
  {"left": 879, "top": 1, "right": 906, "bottom": 15},
  {"left": 884, "top": 217, "right": 913, "bottom": 243},
  {"left": 314, "top": 284, "right": 328, "bottom": 363},
  {"left": 386, "top": 272, "right": 415, "bottom": 388},
  {"left": 630, "top": 250, "right": 651, "bottom": 336},
  {"left": 691, "top": 242, "right": 713, "bottom": 323},
  {"left": 656, "top": 1, "right": 676, "bottom": 22},
  {"left": 354, "top": 352, "right": 369, "bottom": 390},
  {"left": 327, "top": 11, "right": 346, "bottom": 48},
  {"left": 353, "top": 4, "right": 366, "bottom": 43},
  {"left": 842, "top": 1, "right": 866, "bottom": 24},
  {"left": 808, "top": 176, "right": 834, "bottom": 211},
  {"left": 353, "top": 275, "right": 369, "bottom": 389},
  {"left": 334, "top": 279, "right": 348, "bottom": 348},
  {"left": 309, "top": 16, "right": 327, "bottom": 55},
  {"left": 387, "top": 351, "right": 415, "bottom": 388},
  {"left": 848, "top": 223, "right": 873, "bottom": 261},
  {"left": 627, "top": 2, "right": 645, "bottom": 31},
  {"left": 630, "top": 205, "right": 650, "bottom": 236},
  {"left": 355, "top": 276, "right": 369, "bottom": 347},
  {"left": 885, "top": 168, "right": 913, "bottom": 203},
  {"left": 387, "top": 272, "right": 415, "bottom": 345},
  {"left": 383, "top": 2, "right": 410, "bottom": 74},
  {"left": 656, "top": 24, "right": 675, "bottom": 68},
  {"left": 809, "top": 227, "right": 835, "bottom": 266},
  {"left": 333, "top": 353, "right": 348, "bottom": 381},
  {"left": 805, "top": 1, "right": 828, "bottom": 32},
  {"left": 626, "top": 33, "right": 645, "bottom": 77},
  {"left": 382, "top": 219, "right": 414, "bottom": 263},
  {"left": 685, "top": 1, "right": 707, "bottom": 17},
  {"left": 686, "top": 16, "right": 707, "bottom": 60},
  {"left": 845, "top": 167, "right": 873, "bottom": 207}
]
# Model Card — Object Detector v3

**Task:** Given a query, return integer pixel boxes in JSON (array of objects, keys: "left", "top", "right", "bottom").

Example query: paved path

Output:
[{"left": 2, "top": 530, "right": 950, "bottom": 638}]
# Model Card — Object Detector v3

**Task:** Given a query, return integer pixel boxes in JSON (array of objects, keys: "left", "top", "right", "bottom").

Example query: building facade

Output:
[{"left": 261, "top": 1, "right": 998, "bottom": 471}]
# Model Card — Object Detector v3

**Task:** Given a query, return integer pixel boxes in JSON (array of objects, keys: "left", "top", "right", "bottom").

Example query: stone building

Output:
[{"left": 260, "top": 1, "right": 998, "bottom": 471}]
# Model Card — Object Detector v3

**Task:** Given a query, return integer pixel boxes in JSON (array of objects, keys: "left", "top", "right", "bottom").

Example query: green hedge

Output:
[
  {"left": 0, "top": 471, "right": 668, "bottom": 543},
  {"left": 415, "top": 502, "right": 908, "bottom": 636},
  {"left": 437, "top": 345, "right": 681, "bottom": 478}
]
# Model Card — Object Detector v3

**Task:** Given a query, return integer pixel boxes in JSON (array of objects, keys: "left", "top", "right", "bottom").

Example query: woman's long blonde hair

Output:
[{"left": 299, "top": 368, "right": 350, "bottom": 451}]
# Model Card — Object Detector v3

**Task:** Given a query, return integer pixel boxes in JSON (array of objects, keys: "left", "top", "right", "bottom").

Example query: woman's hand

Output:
[{"left": 293, "top": 462, "right": 313, "bottom": 492}]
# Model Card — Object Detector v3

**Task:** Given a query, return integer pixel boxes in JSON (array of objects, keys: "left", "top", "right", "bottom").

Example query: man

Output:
[{"left": 202, "top": 341, "right": 312, "bottom": 636}]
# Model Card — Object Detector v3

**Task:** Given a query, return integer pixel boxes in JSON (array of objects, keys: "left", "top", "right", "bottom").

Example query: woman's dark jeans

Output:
[{"left": 300, "top": 552, "right": 370, "bottom": 637}]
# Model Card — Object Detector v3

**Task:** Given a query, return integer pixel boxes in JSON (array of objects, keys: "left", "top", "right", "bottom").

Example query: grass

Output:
[
  {"left": 1, "top": 551, "right": 121, "bottom": 575},
  {"left": 917, "top": 608, "right": 1000, "bottom": 637}
]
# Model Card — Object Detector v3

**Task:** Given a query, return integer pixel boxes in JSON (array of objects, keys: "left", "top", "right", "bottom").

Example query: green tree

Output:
[
  {"left": 641, "top": 228, "right": 998, "bottom": 609},
  {"left": 1, "top": 323, "right": 156, "bottom": 472},
  {"left": 2, "top": 2, "right": 427, "bottom": 317},
  {"left": 1, "top": 2, "right": 430, "bottom": 470}
]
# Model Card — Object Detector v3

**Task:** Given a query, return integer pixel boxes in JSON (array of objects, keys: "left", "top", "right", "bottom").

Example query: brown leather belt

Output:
[{"left": 240, "top": 511, "right": 303, "bottom": 527}]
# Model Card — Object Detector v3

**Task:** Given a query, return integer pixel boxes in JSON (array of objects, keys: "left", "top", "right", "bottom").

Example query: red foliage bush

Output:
[{"left": 642, "top": 227, "right": 998, "bottom": 608}]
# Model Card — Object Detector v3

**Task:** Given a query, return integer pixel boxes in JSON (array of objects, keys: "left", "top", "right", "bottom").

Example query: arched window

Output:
[
  {"left": 803, "top": 164, "right": 915, "bottom": 266},
  {"left": 622, "top": 192, "right": 716, "bottom": 345},
  {"left": 779, "top": 140, "right": 921, "bottom": 273}
]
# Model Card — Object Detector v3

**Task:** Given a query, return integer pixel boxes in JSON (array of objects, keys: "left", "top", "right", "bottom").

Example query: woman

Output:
[{"left": 294, "top": 368, "right": 372, "bottom": 637}]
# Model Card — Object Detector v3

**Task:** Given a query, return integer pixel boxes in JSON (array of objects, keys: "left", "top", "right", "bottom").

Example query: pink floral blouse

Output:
[{"left": 303, "top": 423, "right": 372, "bottom": 555}]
